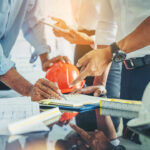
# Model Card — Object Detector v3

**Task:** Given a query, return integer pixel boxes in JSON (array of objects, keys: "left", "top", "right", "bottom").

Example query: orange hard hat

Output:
[
  {"left": 59, "top": 112, "right": 78, "bottom": 122},
  {"left": 45, "top": 62, "right": 85, "bottom": 93}
]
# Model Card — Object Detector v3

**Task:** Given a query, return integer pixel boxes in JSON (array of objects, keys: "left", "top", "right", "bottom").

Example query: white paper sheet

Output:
[
  {"left": 0, "top": 97, "right": 45, "bottom": 135},
  {"left": 8, "top": 107, "right": 61, "bottom": 135}
]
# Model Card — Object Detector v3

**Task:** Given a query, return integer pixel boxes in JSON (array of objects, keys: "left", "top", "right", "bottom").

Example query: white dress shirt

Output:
[
  {"left": 70, "top": 0, "right": 100, "bottom": 30},
  {"left": 96, "top": 0, "right": 150, "bottom": 58}
]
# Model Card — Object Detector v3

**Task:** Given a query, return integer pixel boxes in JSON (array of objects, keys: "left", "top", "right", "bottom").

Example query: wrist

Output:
[
  {"left": 110, "top": 42, "right": 126, "bottom": 62},
  {"left": 40, "top": 52, "right": 49, "bottom": 64},
  {"left": 25, "top": 84, "right": 34, "bottom": 97}
]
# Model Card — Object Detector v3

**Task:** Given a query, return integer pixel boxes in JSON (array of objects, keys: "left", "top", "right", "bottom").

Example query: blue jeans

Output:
[
  {"left": 120, "top": 64, "right": 150, "bottom": 130},
  {"left": 76, "top": 62, "right": 122, "bottom": 131},
  {"left": 106, "top": 62, "right": 122, "bottom": 131}
]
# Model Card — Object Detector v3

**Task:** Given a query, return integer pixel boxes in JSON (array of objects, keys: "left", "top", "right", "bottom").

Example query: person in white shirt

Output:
[{"left": 70, "top": 0, "right": 150, "bottom": 143}]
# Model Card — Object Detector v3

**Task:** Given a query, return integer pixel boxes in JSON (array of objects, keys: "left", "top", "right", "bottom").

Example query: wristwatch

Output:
[
  {"left": 110, "top": 42, "right": 126, "bottom": 62},
  {"left": 112, "top": 145, "right": 126, "bottom": 150}
]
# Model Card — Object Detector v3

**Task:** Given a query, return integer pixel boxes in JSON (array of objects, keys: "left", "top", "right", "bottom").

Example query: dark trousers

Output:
[{"left": 120, "top": 64, "right": 150, "bottom": 130}]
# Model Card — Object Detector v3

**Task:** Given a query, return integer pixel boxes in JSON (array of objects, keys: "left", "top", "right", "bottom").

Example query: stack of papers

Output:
[
  {"left": 0, "top": 97, "right": 61, "bottom": 135},
  {"left": 8, "top": 107, "right": 61, "bottom": 135}
]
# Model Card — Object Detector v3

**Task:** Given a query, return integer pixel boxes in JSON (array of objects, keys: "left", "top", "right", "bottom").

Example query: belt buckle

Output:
[{"left": 124, "top": 59, "right": 135, "bottom": 70}]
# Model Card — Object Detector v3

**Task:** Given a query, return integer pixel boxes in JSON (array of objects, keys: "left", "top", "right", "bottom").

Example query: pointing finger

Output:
[{"left": 69, "top": 67, "right": 89, "bottom": 87}]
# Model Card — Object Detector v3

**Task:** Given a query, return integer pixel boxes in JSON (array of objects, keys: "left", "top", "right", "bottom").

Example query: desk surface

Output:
[
  {"left": 0, "top": 91, "right": 146, "bottom": 150},
  {"left": 0, "top": 121, "right": 148, "bottom": 150}
]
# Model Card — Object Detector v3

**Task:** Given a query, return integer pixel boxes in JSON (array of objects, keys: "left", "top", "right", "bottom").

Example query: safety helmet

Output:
[
  {"left": 59, "top": 112, "right": 79, "bottom": 122},
  {"left": 45, "top": 62, "right": 85, "bottom": 93}
]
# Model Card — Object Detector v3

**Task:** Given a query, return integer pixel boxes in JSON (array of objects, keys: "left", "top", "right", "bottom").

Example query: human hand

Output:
[
  {"left": 52, "top": 17, "right": 69, "bottom": 30},
  {"left": 41, "top": 55, "right": 71, "bottom": 72},
  {"left": 30, "top": 78, "right": 61, "bottom": 101},
  {"left": 52, "top": 17, "right": 94, "bottom": 45},
  {"left": 70, "top": 123, "right": 114, "bottom": 150},
  {"left": 71, "top": 85, "right": 107, "bottom": 97},
  {"left": 70, "top": 47, "right": 112, "bottom": 87}
]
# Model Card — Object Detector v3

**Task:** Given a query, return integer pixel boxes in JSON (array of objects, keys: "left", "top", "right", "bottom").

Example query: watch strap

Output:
[{"left": 110, "top": 42, "right": 120, "bottom": 54}]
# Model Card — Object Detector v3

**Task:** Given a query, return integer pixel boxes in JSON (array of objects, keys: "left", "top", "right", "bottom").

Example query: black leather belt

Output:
[{"left": 123, "top": 55, "right": 150, "bottom": 70}]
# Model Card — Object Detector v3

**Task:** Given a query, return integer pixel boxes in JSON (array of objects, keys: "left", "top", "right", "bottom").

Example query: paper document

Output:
[
  {"left": 0, "top": 97, "right": 39, "bottom": 122},
  {"left": 0, "top": 97, "right": 41, "bottom": 135},
  {"left": 8, "top": 107, "right": 61, "bottom": 135},
  {"left": 40, "top": 94, "right": 100, "bottom": 107}
]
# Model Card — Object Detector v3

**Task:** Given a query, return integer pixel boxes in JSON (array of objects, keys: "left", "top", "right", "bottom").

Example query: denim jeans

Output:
[
  {"left": 106, "top": 62, "right": 122, "bottom": 131},
  {"left": 120, "top": 64, "right": 150, "bottom": 130},
  {"left": 76, "top": 62, "right": 122, "bottom": 131}
]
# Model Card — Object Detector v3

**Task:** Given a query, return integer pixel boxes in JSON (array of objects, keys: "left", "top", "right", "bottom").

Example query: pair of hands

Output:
[
  {"left": 31, "top": 17, "right": 112, "bottom": 101},
  {"left": 71, "top": 85, "right": 107, "bottom": 97},
  {"left": 31, "top": 55, "right": 71, "bottom": 101},
  {"left": 52, "top": 17, "right": 94, "bottom": 45},
  {"left": 31, "top": 54, "right": 107, "bottom": 101},
  {"left": 51, "top": 17, "right": 112, "bottom": 87}
]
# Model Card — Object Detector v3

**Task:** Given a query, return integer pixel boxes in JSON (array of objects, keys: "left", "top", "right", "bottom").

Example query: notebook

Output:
[{"left": 40, "top": 94, "right": 100, "bottom": 107}]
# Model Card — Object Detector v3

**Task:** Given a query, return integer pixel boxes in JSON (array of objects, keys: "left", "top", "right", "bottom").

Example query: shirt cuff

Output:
[
  {"left": 30, "top": 45, "right": 51, "bottom": 63},
  {"left": 0, "top": 57, "right": 15, "bottom": 76}
]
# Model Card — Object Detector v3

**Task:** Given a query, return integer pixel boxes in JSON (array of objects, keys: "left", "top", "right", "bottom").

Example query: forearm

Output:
[
  {"left": 117, "top": 16, "right": 150, "bottom": 53},
  {"left": 0, "top": 68, "right": 33, "bottom": 96}
]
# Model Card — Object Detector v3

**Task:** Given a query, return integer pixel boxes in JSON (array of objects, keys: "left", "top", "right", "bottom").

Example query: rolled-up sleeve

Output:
[
  {"left": 22, "top": 0, "right": 51, "bottom": 63},
  {"left": 95, "top": 0, "right": 117, "bottom": 45},
  {"left": 0, "top": 44, "right": 15, "bottom": 75}
]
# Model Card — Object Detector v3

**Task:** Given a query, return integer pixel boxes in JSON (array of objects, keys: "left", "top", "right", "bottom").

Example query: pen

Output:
[
  {"left": 59, "top": 92, "right": 68, "bottom": 101},
  {"left": 54, "top": 82, "right": 68, "bottom": 100}
]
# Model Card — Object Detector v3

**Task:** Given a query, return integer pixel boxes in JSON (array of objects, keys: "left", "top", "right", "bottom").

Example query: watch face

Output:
[{"left": 113, "top": 51, "right": 126, "bottom": 63}]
